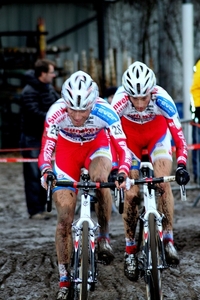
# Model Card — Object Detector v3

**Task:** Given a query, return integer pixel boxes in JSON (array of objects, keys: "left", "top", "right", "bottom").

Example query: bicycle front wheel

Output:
[
  {"left": 80, "top": 221, "right": 89, "bottom": 300},
  {"left": 145, "top": 213, "right": 163, "bottom": 300}
]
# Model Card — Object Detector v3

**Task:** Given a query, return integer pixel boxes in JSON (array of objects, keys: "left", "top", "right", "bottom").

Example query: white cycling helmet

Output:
[
  {"left": 61, "top": 70, "right": 99, "bottom": 110},
  {"left": 122, "top": 61, "right": 156, "bottom": 97}
]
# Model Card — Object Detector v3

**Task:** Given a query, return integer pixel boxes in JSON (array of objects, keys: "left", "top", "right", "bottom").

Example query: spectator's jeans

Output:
[
  {"left": 192, "top": 125, "right": 200, "bottom": 184},
  {"left": 20, "top": 133, "right": 47, "bottom": 216}
]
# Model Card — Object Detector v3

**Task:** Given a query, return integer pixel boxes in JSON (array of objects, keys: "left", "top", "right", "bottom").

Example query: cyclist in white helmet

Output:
[
  {"left": 111, "top": 61, "right": 190, "bottom": 281},
  {"left": 38, "top": 71, "right": 132, "bottom": 299}
]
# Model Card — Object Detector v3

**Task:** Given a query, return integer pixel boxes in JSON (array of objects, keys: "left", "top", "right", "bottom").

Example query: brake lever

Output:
[
  {"left": 180, "top": 185, "right": 187, "bottom": 201},
  {"left": 116, "top": 174, "right": 125, "bottom": 214},
  {"left": 46, "top": 174, "right": 54, "bottom": 212}
]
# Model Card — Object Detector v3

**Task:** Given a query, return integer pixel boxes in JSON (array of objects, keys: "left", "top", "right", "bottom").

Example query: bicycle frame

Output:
[
  {"left": 140, "top": 162, "right": 166, "bottom": 264},
  {"left": 72, "top": 182, "right": 100, "bottom": 297},
  {"left": 139, "top": 162, "right": 166, "bottom": 300},
  {"left": 129, "top": 161, "right": 186, "bottom": 300}
]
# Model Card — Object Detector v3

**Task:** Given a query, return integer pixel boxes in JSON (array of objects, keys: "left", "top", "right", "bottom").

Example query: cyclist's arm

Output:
[
  {"left": 38, "top": 101, "right": 63, "bottom": 173},
  {"left": 108, "top": 120, "right": 132, "bottom": 175},
  {"left": 155, "top": 90, "right": 188, "bottom": 166},
  {"left": 166, "top": 116, "right": 188, "bottom": 166},
  {"left": 38, "top": 122, "right": 58, "bottom": 174}
]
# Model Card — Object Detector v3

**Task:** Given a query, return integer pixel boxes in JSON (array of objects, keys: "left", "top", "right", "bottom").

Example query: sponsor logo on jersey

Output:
[
  {"left": 44, "top": 140, "right": 55, "bottom": 161},
  {"left": 168, "top": 119, "right": 181, "bottom": 130},
  {"left": 60, "top": 127, "right": 100, "bottom": 142},
  {"left": 126, "top": 113, "right": 155, "bottom": 123},
  {"left": 156, "top": 96, "right": 176, "bottom": 117},
  {"left": 177, "top": 130, "right": 188, "bottom": 155},
  {"left": 92, "top": 103, "right": 119, "bottom": 124},
  {"left": 153, "top": 149, "right": 168, "bottom": 156},
  {"left": 47, "top": 107, "right": 66, "bottom": 124},
  {"left": 113, "top": 95, "right": 129, "bottom": 115}
]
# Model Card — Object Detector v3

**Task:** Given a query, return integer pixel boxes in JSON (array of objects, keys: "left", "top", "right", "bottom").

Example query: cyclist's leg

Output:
[
  {"left": 85, "top": 129, "right": 113, "bottom": 236},
  {"left": 89, "top": 155, "right": 112, "bottom": 233},
  {"left": 52, "top": 188, "right": 78, "bottom": 300},
  {"left": 119, "top": 119, "right": 143, "bottom": 280},
  {"left": 53, "top": 189, "right": 77, "bottom": 262},
  {"left": 123, "top": 167, "right": 140, "bottom": 281},
  {"left": 153, "top": 158, "right": 174, "bottom": 231},
  {"left": 150, "top": 130, "right": 179, "bottom": 264},
  {"left": 85, "top": 130, "right": 115, "bottom": 263},
  {"left": 123, "top": 169, "right": 140, "bottom": 242},
  {"left": 52, "top": 136, "right": 84, "bottom": 292},
  {"left": 149, "top": 127, "right": 174, "bottom": 233},
  {"left": 89, "top": 156, "right": 115, "bottom": 263}
]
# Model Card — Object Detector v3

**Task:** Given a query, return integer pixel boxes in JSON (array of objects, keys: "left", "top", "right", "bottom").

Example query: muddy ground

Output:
[{"left": 1, "top": 161, "right": 200, "bottom": 300}]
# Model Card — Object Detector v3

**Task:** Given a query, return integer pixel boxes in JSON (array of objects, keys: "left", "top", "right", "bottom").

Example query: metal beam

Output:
[{"left": 46, "top": 15, "right": 97, "bottom": 44}]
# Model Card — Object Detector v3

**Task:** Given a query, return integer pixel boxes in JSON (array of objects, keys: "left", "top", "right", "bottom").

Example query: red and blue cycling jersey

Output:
[
  {"left": 38, "top": 97, "right": 132, "bottom": 175},
  {"left": 111, "top": 85, "right": 188, "bottom": 166}
]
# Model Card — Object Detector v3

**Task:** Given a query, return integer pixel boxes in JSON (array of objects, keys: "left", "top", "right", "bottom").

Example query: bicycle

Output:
[
  {"left": 46, "top": 169, "right": 116, "bottom": 300},
  {"left": 126, "top": 160, "right": 186, "bottom": 300}
]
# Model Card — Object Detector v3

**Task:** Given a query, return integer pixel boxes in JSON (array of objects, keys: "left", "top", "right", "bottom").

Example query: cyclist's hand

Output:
[
  {"left": 175, "top": 164, "right": 190, "bottom": 185},
  {"left": 115, "top": 172, "right": 127, "bottom": 189},
  {"left": 41, "top": 169, "right": 56, "bottom": 190}
]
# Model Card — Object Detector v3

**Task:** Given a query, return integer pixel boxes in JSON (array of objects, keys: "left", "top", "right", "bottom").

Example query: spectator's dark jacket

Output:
[{"left": 21, "top": 70, "right": 59, "bottom": 139}]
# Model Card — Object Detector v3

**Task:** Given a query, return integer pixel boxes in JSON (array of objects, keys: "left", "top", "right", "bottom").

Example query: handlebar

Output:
[
  {"left": 128, "top": 175, "right": 187, "bottom": 201},
  {"left": 55, "top": 180, "right": 116, "bottom": 189},
  {"left": 129, "top": 175, "right": 176, "bottom": 185},
  {"left": 45, "top": 174, "right": 187, "bottom": 215}
]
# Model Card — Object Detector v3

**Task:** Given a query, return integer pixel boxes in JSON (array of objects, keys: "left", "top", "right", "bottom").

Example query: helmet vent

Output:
[
  {"left": 77, "top": 95, "right": 81, "bottom": 106},
  {"left": 127, "top": 78, "right": 133, "bottom": 88},
  {"left": 145, "top": 77, "right": 150, "bottom": 86},
  {"left": 146, "top": 69, "right": 149, "bottom": 75},
  {"left": 69, "top": 100, "right": 74, "bottom": 107},
  {"left": 67, "top": 89, "right": 73, "bottom": 99},
  {"left": 136, "top": 83, "right": 141, "bottom": 94}
]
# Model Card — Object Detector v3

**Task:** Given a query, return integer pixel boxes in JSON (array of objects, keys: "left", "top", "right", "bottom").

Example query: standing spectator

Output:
[
  {"left": 112, "top": 61, "right": 190, "bottom": 281},
  {"left": 190, "top": 58, "right": 200, "bottom": 183},
  {"left": 20, "top": 58, "right": 60, "bottom": 219}
]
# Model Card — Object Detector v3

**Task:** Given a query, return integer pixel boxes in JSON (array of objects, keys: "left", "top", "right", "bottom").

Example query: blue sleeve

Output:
[
  {"left": 92, "top": 103, "right": 120, "bottom": 125},
  {"left": 156, "top": 96, "right": 178, "bottom": 118}
]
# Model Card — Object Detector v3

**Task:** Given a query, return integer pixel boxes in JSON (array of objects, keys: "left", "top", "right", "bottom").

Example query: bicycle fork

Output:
[
  {"left": 140, "top": 184, "right": 168, "bottom": 272},
  {"left": 71, "top": 193, "right": 100, "bottom": 290},
  {"left": 140, "top": 210, "right": 167, "bottom": 271}
]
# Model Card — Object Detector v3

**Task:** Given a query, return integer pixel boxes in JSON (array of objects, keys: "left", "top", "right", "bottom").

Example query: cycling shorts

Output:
[
  {"left": 52, "top": 129, "right": 112, "bottom": 193},
  {"left": 121, "top": 115, "right": 172, "bottom": 170}
]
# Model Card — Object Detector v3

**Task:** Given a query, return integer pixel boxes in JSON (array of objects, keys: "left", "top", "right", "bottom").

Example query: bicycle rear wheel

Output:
[
  {"left": 145, "top": 213, "right": 163, "bottom": 300},
  {"left": 80, "top": 221, "right": 89, "bottom": 300}
]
